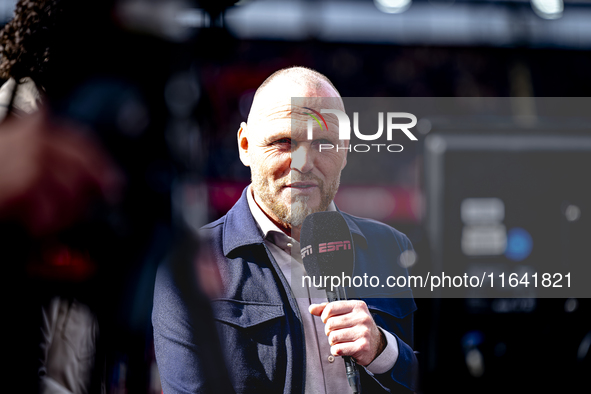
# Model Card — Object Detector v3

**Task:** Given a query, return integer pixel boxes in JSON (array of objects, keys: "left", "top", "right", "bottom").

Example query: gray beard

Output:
[
  {"left": 288, "top": 196, "right": 313, "bottom": 227},
  {"left": 251, "top": 172, "right": 339, "bottom": 228}
]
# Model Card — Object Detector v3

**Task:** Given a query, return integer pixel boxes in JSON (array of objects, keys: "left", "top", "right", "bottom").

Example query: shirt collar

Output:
[{"left": 220, "top": 185, "right": 367, "bottom": 257}]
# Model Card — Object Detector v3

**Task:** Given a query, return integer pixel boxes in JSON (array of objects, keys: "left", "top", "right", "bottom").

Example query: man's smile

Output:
[{"left": 286, "top": 181, "right": 318, "bottom": 189}]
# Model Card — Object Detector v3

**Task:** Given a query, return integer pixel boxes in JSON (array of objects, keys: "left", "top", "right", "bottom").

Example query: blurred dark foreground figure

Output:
[
  {"left": 0, "top": 3, "right": 120, "bottom": 393},
  {"left": 0, "top": 0, "right": 176, "bottom": 392},
  {"left": 0, "top": 106, "right": 123, "bottom": 237}
]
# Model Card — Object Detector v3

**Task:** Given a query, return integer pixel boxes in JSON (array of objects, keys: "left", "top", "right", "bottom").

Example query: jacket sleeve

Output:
[
  {"left": 369, "top": 300, "right": 419, "bottom": 393},
  {"left": 152, "top": 257, "right": 235, "bottom": 394}
]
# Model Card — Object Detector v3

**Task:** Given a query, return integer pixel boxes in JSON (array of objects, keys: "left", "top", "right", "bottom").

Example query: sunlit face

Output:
[{"left": 239, "top": 82, "right": 348, "bottom": 229}]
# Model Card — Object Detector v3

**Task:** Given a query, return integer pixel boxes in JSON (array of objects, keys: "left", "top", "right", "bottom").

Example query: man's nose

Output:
[{"left": 290, "top": 144, "right": 314, "bottom": 173}]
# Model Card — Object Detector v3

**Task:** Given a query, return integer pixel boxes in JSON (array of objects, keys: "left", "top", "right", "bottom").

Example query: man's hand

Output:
[{"left": 309, "top": 300, "right": 387, "bottom": 366}]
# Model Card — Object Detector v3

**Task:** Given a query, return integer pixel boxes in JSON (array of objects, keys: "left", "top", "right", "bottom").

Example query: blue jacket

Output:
[{"left": 153, "top": 188, "right": 418, "bottom": 393}]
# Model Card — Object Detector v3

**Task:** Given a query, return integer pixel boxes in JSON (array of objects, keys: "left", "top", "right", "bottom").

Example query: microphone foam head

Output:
[{"left": 300, "top": 211, "right": 354, "bottom": 287}]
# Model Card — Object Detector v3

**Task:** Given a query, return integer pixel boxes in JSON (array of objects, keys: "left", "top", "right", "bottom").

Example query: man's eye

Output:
[{"left": 274, "top": 138, "right": 293, "bottom": 149}]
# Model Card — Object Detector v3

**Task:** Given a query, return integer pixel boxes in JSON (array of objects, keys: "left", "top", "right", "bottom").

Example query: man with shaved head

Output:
[
  {"left": 153, "top": 67, "right": 418, "bottom": 393},
  {"left": 242, "top": 67, "right": 346, "bottom": 237}
]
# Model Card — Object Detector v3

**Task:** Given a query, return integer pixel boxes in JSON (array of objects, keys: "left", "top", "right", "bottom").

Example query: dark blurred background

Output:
[{"left": 2, "top": 0, "right": 590, "bottom": 392}]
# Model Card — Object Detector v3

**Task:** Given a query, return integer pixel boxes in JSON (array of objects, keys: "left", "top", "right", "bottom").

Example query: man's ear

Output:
[{"left": 238, "top": 122, "right": 250, "bottom": 167}]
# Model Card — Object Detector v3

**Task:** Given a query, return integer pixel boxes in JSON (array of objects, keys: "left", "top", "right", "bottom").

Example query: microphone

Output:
[{"left": 300, "top": 211, "right": 361, "bottom": 394}]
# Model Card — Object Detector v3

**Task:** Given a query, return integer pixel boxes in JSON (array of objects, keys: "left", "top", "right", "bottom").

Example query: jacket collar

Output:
[
  {"left": 222, "top": 187, "right": 265, "bottom": 256},
  {"left": 222, "top": 186, "right": 369, "bottom": 255},
  {"left": 340, "top": 210, "right": 369, "bottom": 249}
]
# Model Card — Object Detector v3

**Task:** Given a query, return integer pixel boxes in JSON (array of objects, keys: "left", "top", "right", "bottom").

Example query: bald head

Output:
[
  {"left": 257, "top": 66, "right": 340, "bottom": 98},
  {"left": 247, "top": 66, "right": 343, "bottom": 126}
]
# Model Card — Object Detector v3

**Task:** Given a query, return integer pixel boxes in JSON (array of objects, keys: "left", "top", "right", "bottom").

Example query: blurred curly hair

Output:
[{"left": 0, "top": 0, "right": 66, "bottom": 83}]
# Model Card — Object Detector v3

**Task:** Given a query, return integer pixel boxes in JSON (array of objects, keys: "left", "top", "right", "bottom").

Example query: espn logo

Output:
[{"left": 319, "top": 241, "right": 351, "bottom": 253}]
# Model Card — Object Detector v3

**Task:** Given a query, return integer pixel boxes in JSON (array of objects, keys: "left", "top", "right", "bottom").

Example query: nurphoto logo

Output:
[{"left": 305, "top": 108, "right": 418, "bottom": 153}]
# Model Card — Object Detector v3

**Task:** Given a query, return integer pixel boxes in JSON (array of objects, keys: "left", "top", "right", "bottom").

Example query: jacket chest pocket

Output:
[{"left": 211, "top": 299, "right": 287, "bottom": 393}]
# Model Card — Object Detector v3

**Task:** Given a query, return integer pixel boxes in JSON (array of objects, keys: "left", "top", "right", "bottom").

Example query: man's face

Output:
[{"left": 241, "top": 90, "right": 348, "bottom": 228}]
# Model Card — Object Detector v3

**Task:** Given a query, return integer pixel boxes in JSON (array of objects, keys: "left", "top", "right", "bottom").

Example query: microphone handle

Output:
[{"left": 326, "top": 288, "right": 362, "bottom": 394}]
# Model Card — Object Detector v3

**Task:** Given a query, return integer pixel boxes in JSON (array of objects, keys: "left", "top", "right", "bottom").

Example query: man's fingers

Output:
[
  {"left": 316, "top": 300, "right": 384, "bottom": 366},
  {"left": 308, "top": 302, "right": 328, "bottom": 316},
  {"left": 329, "top": 337, "right": 374, "bottom": 366},
  {"left": 328, "top": 326, "right": 363, "bottom": 346},
  {"left": 320, "top": 300, "right": 364, "bottom": 323},
  {"left": 325, "top": 311, "right": 373, "bottom": 336}
]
